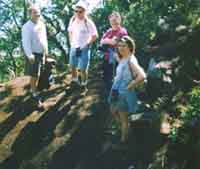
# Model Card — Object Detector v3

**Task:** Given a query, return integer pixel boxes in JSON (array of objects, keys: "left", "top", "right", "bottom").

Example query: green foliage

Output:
[
  {"left": 92, "top": 1, "right": 118, "bottom": 37},
  {"left": 123, "top": 1, "right": 159, "bottom": 47},
  {"left": 0, "top": 55, "right": 23, "bottom": 82},
  {"left": 183, "top": 86, "right": 200, "bottom": 120},
  {"left": 15, "top": 57, "right": 25, "bottom": 76},
  {"left": 170, "top": 86, "right": 200, "bottom": 143},
  {"left": 1, "top": 0, "right": 200, "bottom": 83},
  {"left": 0, "top": 0, "right": 74, "bottom": 82},
  {"left": 0, "top": 55, "right": 11, "bottom": 82}
]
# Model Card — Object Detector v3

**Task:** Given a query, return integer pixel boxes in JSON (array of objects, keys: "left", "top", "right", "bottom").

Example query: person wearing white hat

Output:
[
  {"left": 74, "top": 1, "right": 88, "bottom": 12},
  {"left": 22, "top": 4, "right": 48, "bottom": 104},
  {"left": 67, "top": 1, "right": 98, "bottom": 90}
]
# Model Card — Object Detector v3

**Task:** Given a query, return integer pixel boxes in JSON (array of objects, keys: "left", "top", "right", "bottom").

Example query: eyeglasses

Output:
[{"left": 74, "top": 10, "right": 84, "bottom": 13}]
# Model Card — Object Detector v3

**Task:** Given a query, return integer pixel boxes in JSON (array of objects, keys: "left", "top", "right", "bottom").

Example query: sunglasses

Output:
[
  {"left": 117, "top": 44, "right": 127, "bottom": 48},
  {"left": 74, "top": 10, "right": 84, "bottom": 13}
]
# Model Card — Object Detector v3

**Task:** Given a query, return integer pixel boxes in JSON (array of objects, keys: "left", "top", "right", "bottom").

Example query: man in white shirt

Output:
[
  {"left": 22, "top": 5, "right": 48, "bottom": 102},
  {"left": 68, "top": 1, "right": 98, "bottom": 89}
]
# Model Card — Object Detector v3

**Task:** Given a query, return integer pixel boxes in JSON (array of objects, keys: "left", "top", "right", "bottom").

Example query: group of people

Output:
[{"left": 22, "top": 1, "right": 146, "bottom": 146}]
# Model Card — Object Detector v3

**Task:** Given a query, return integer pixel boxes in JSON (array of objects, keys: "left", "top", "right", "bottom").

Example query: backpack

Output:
[{"left": 38, "top": 58, "right": 56, "bottom": 91}]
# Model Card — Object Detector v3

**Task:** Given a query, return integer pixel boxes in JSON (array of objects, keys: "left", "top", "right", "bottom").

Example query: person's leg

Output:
[
  {"left": 127, "top": 91, "right": 138, "bottom": 113},
  {"left": 69, "top": 48, "right": 79, "bottom": 82},
  {"left": 103, "top": 60, "right": 111, "bottom": 94},
  {"left": 117, "top": 94, "right": 130, "bottom": 143},
  {"left": 78, "top": 47, "right": 90, "bottom": 86},
  {"left": 30, "top": 76, "right": 38, "bottom": 93},
  {"left": 103, "top": 60, "right": 109, "bottom": 80},
  {"left": 118, "top": 111, "right": 129, "bottom": 143},
  {"left": 28, "top": 54, "right": 43, "bottom": 105},
  {"left": 107, "top": 63, "right": 114, "bottom": 91},
  {"left": 110, "top": 104, "right": 120, "bottom": 124},
  {"left": 80, "top": 69, "right": 88, "bottom": 85},
  {"left": 27, "top": 55, "right": 40, "bottom": 94},
  {"left": 71, "top": 66, "right": 78, "bottom": 81}
]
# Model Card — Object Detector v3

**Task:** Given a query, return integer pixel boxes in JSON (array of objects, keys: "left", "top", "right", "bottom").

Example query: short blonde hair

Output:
[{"left": 28, "top": 4, "right": 41, "bottom": 14}]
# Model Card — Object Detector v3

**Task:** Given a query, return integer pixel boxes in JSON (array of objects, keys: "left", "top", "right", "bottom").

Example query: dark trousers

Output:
[
  {"left": 103, "top": 60, "right": 115, "bottom": 93},
  {"left": 24, "top": 53, "right": 43, "bottom": 78}
]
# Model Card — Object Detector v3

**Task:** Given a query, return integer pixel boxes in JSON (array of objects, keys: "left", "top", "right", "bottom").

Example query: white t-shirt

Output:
[
  {"left": 68, "top": 17, "right": 98, "bottom": 48},
  {"left": 22, "top": 20, "right": 48, "bottom": 58},
  {"left": 112, "top": 54, "right": 146, "bottom": 91},
  {"left": 114, "top": 55, "right": 139, "bottom": 82}
]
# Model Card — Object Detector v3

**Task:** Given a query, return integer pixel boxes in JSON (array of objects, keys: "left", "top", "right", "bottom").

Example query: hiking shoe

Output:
[
  {"left": 80, "top": 80, "right": 87, "bottom": 86},
  {"left": 80, "top": 80, "right": 88, "bottom": 92},
  {"left": 80, "top": 85, "right": 88, "bottom": 96},
  {"left": 32, "top": 95, "right": 43, "bottom": 107},
  {"left": 127, "top": 165, "right": 136, "bottom": 169}
]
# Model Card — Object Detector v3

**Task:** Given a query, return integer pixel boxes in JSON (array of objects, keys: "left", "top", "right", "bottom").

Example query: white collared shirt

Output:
[{"left": 22, "top": 20, "right": 48, "bottom": 58}]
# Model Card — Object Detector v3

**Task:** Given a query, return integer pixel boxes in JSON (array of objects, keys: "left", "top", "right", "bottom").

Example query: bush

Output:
[{"left": 170, "top": 86, "right": 200, "bottom": 143}]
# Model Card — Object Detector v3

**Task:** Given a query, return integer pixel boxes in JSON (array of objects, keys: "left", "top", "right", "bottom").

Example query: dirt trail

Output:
[{"left": 0, "top": 61, "right": 164, "bottom": 169}]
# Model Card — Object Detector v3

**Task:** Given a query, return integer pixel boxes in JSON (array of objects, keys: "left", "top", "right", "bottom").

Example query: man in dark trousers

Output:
[{"left": 22, "top": 4, "right": 48, "bottom": 104}]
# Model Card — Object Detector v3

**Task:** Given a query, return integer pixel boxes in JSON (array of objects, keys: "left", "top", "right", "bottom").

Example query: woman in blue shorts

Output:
[{"left": 109, "top": 36, "right": 146, "bottom": 144}]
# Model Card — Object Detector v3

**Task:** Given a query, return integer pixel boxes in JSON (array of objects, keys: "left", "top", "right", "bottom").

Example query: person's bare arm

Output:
[
  {"left": 114, "top": 52, "right": 121, "bottom": 62},
  {"left": 68, "top": 31, "right": 73, "bottom": 46},
  {"left": 101, "top": 37, "right": 117, "bottom": 46},
  {"left": 88, "top": 34, "right": 97, "bottom": 45},
  {"left": 127, "top": 63, "right": 146, "bottom": 90}
]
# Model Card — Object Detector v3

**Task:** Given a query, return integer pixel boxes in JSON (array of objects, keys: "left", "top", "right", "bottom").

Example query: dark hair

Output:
[{"left": 118, "top": 36, "right": 136, "bottom": 53}]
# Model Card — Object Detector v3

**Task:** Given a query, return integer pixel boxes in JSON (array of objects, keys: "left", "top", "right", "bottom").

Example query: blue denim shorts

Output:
[
  {"left": 109, "top": 90, "right": 138, "bottom": 113},
  {"left": 69, "top": 47, "right": 91, "bottom": 71}
]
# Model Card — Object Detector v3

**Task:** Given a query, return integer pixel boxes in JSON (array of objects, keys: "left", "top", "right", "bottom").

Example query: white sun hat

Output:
[{"left": 74, "top": 1, "right": 88, "bottom": 11}]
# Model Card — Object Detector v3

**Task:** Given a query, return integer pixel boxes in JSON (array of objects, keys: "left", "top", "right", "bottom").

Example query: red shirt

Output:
[
  {"left": 101, "top": 27, "right": 128, "bottom": 60},
  {"left": 101, "top": 27, "right": 128, "bottom": 45}
]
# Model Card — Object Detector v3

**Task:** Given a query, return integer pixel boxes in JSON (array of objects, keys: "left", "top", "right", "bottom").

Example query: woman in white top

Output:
[{"left": 109, "top": 36, "right": 146, "bottom": 144}]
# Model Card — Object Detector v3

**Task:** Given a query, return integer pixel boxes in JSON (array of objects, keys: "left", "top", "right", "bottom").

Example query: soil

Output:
[{"left": 0, "top": 61, "right": 167, "bottom": 169}]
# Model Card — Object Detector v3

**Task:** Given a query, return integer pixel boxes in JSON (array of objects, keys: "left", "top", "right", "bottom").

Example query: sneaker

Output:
[
  {"left": 65, "top": 86, "right": 72, "bottom": 95},
  {"left": 128, "top": 165, "right": 136, "bottom": 169},
  {"left": 72, "top": 77, "right": 80, "bottom": 84},
  {"left": 81, "top": 80, "right": 87, "bottom": 86},
  {"left": 32, "top": 94, "right": 43, "bottom": 107},
  {"left": 32, "top": 91, "right": 39, "bottom": 97}
]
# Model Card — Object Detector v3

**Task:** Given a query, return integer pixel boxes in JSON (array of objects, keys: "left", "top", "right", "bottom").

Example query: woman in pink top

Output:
[
  {"left": 100, "top": 11, "right": 128, "bottom": 92},
  {"left": 68, "top": 1, "right": 98, "bottom": 89}
]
